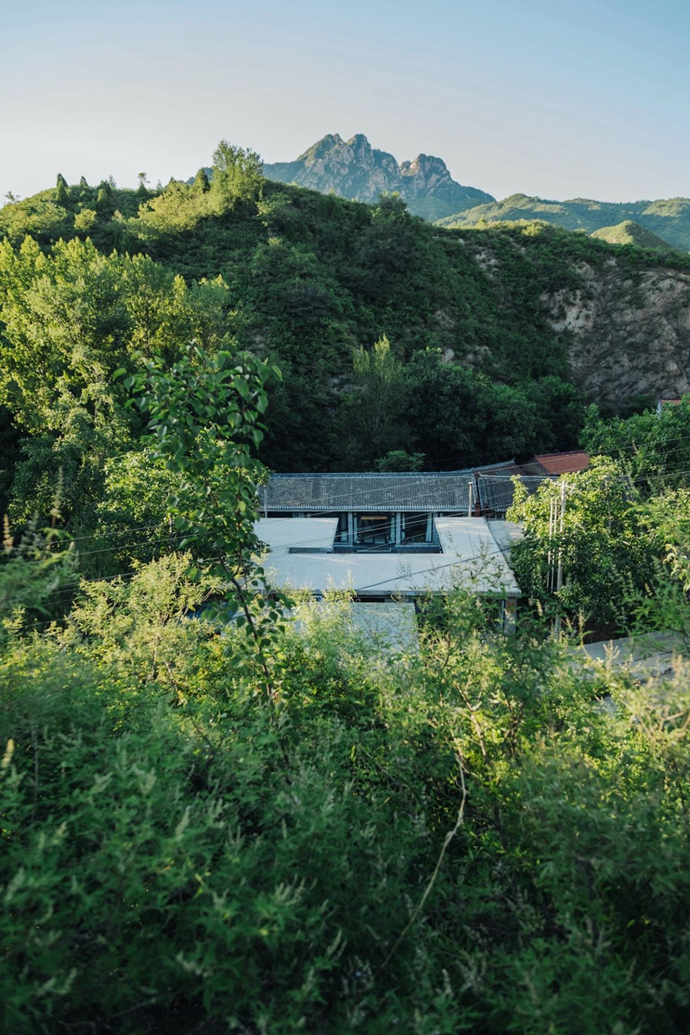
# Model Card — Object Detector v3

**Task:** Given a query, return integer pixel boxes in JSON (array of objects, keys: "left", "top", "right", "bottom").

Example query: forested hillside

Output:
[
  {"left": 590, "top": 219, "right": 677, "bottom": 252},
  {"left": 1, "top": 143, "right": 690, "bottom": 534},
  {"left": 438, "top": 192, "right": 690, "bottom": 250}
]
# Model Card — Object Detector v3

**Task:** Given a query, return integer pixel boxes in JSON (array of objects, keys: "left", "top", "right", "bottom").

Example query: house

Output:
[
  {"left": 255, "top": 513, "right": 521, "bottom": 631},
  {"left": 481, "top": 519, "right": 524, "bottom": 565},
  {"left": 520, "top": 451, "right": 589, "bottom": 477},
  {"left": 257, "top": 463, "right": 518, "bottom": 548},
  {"left": 293, "top": 599, "right": 420, "bottom": 653},
  {"left": 656, "top": 396, "right": 682, "bottom": 415},
  {"left": 472, "top": 452, "right": 588, "bottom": 516},
  {"left": 475, "top": 472, "right": 546, "bottom": 518}
]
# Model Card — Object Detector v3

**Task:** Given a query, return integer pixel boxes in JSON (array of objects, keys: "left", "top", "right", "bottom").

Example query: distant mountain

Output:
[
  {"left": 590, "top": 220, "right": 678, "bottom": 253},
  {"left": 437, "top": 194, "right": 690, "bottom": 251},
  {"left": 263, "top": 133, "right": 494, "bottom": 221}
]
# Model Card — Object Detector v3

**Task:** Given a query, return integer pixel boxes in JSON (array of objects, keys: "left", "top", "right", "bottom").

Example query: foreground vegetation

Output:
[
  {"left": 4, "top": 556, "right": 690, "bottom": 1034},
  {"left": 1, "top": 340, "right": 689, "bottom": 1033}
]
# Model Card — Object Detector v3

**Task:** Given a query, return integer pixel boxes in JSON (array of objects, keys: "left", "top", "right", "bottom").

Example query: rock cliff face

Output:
[
  {"left": 455, "top": 228, "right": 690, "bottom": 404},
  {"left": 264, "top": 134, "right": 494, "bottom": 220},
  {"left": 545, "top": 262, "right": 690, "bottom": 402}
]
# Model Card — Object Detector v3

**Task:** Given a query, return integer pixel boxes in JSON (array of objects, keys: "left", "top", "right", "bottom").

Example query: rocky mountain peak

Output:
[
  {"left": 264, "top": 133, "right": 494, "bottom": 220},
  {"left": 347, "top": 133, "right": 372, "bottom": 154},
  {"left": 400, "top": 154, "right": 454, "bottom": 195}
]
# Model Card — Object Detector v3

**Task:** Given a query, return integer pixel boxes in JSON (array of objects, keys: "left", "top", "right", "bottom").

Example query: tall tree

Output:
[
  {"left": 508, "top": 457, "right": 663, "bottom": 627},
  {"left": 344, "top": 335, "right": 409, "bottom": 464},
  {"left": 193, "top": 167, "right": 210, "bottom": 193},
  {"left": 55, "top": 174, "right": 69, "bottom": 206},
  {"left": 211, "top": 140, "right": 263, "bottom": 206}
]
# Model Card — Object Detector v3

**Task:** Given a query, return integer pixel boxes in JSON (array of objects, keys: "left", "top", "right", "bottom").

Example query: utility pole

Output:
[
  {"left": 554, "top": 480, "right": 566, "bottom": 635},
  {"left": 547, "top": 495, "right": 555, "bottom": 591},
  {"left": 467, "top": 479, "right": 474, "bottom": 517}
]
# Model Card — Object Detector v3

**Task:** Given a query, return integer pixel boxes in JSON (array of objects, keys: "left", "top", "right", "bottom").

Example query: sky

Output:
[{"left": 1, "top": 0, "right": 688, "bottom": 203}]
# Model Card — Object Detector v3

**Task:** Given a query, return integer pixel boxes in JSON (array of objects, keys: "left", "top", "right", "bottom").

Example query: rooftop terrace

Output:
[{"left": 256, "top": 516, "right": 520, "bottom": 599}]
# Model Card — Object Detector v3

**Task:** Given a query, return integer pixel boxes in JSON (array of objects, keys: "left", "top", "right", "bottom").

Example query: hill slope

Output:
[
  {"left": 263, "top": 133, "right": 494, "bottom": 221},
  {"left": 438, "top": 193, "right": 690, "bottom": 250},
  {"left": 589, "top": 219, "right": 677, "bottom": 252},
  {"left": 1, "top": 170, "right": 690, "bottom": 481}
]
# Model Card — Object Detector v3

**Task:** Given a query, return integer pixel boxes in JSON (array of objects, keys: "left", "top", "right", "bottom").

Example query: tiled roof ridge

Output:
[
  {"left": 266, "top": 459, "right": 517, "bottom": 478},
  {"left": 533, "top": 450, "right": 589, "bottom": 460}
]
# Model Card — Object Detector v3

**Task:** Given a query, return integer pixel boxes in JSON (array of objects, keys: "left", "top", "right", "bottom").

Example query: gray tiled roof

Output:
[
  {"left": 476, "top": 475, "right": 548, "bottom": 514},
  {"left": 260, "top": 471, "right": 479, "bottom": 512}
]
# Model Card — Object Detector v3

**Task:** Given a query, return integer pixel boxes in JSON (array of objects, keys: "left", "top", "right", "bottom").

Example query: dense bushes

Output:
[
  {"left": 1, "top": 562, "right": 690, "bottom": 1033},
  {"left": 0, "top": 330, "right": 688, "bottom": 1031}
]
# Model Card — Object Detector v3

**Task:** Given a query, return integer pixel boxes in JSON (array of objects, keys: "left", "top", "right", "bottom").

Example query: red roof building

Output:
[
  {"left": 521, "top": 451, "right": 590, "bottom": 476},
  {"left": 657, "top": 397, "right": 682, "bottom": 415}
]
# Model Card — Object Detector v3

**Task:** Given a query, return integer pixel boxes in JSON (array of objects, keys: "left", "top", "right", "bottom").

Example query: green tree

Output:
[
  {"left": 55, "top": 174, "right": 68, "bottom": 206},
  {"left": 0, "top": 237, "right": 233, "bottom": 525},
  {"left": 345, "top": 335, "right": 409, "bottom": 464},
  {"left": 403, "top": 348, "right": 481, "bottom": 465},
  {"left": 73, "top": 208, "right": 97, "bottom": 233},
  {"left": 210, "top": 140, "right": 263, "bottom": 207},
  {"left": 126, "top": 342, "right": 288, "bottom": 697},
  {"left": 582, "top": 395, "right": 690, "bottom": 487},
  {"left": 524, "top": 375, "right": 585, "bottom": 451},
  {"left": 126, "top": 346, "right": 269, "bottom": 574},
  {"left": 375, "top": 449, "right": 425, "bottom": 471},
  {"left": 481, "top": 380, "right": 540, "bottom": 459},
  {"left": 193, "top": 167, "right": 210, "bottom": 193},
  {"left": 508, "top": 456, "right": 662, "bottom": 627}
]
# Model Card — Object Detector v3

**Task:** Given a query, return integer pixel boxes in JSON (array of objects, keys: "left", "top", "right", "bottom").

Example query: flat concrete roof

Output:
[
  {"left": 578, "top": 631, "right": 686, "bottom": 678},
  {"left": 348, "top": 602, "right": 418, "bottom": 650},
  {"left": 256, "top": 517, "right": 339, "bottom": 554},
  {"left": 256, "top": 516, "right": 520, "bottom": 598},
  {"left": 487, "top": 521, "right": 524, "bottom": 564}
]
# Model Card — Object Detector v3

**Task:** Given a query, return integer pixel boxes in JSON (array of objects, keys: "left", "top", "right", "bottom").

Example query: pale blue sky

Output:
[{"left": 2, "top": 0, "right": 688, "bottom": 203}]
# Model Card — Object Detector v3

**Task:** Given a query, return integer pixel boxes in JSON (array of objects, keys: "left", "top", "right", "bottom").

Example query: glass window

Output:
[
  {"left": 354, "top": 513, "right": 394, "bottom": 545},
  {"left": 401, "top": 513, "right": 430, "bottom": 543}
]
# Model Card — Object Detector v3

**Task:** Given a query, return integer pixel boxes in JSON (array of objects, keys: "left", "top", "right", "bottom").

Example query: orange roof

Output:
[{"left": 533, "top": 451, "right": 589, "bottom": 475}]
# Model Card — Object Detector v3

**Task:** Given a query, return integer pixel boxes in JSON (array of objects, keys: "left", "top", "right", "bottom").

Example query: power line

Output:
[{"left": 45, "top": 520, "right": 168, "bottom": 547}]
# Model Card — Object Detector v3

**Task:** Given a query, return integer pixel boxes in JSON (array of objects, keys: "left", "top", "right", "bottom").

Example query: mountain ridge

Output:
[
  {"left": 438, "top": 193, "right": 690, "bottom": 250},
  {"left": 263, "top": 133, "right": 494, "bottom": 221},
  {"left": 187, "top": 133, "right": 690, "bottom": 248},
  {"left": 589, "top": 220, "right": 677, "bottom": 253}
]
